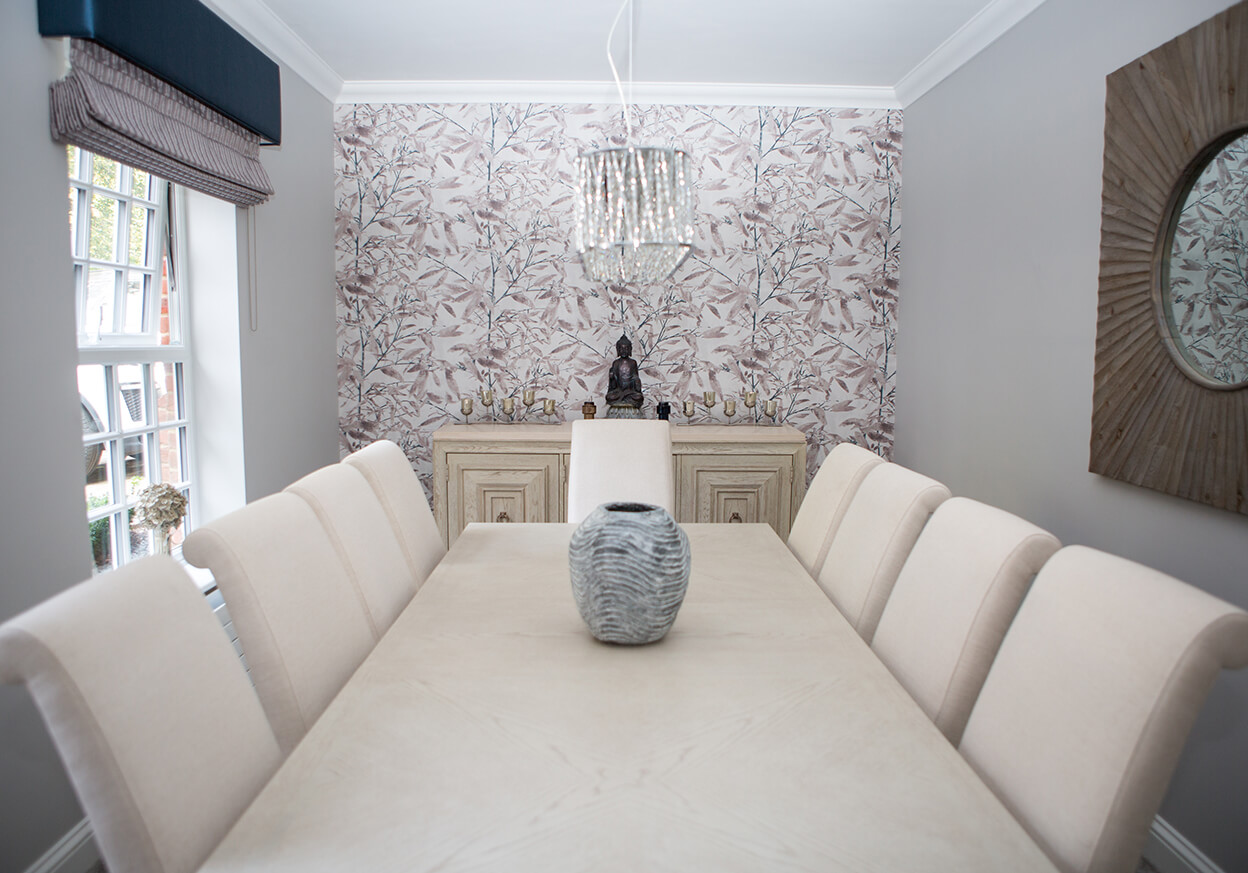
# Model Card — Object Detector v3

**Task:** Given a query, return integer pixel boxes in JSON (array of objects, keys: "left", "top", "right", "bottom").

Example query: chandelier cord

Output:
[{"left": 606, "top": 0, "right": 633, "bottom": 143}]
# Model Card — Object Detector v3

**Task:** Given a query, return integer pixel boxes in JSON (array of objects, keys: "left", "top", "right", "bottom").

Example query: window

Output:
[{"left": 70, "top": 147, "right": 194, "bottom": 573}]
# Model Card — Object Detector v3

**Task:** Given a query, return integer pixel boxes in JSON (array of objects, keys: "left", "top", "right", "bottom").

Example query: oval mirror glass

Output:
[{"left": 1163, "top": 130, "right": 1248, "bottom": 388}]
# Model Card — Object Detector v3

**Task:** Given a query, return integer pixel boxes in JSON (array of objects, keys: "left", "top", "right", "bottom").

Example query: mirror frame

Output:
[{"left": 1091, "top": 1, "right": 1248, "bottom": 515}]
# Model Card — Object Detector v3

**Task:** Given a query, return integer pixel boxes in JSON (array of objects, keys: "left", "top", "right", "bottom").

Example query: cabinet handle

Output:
[
  {"left": 729, "top": 512, "right": 743, "bottom": 523},
  {"left": 496, "top": 511, "right": 511, "bottom": 523}
]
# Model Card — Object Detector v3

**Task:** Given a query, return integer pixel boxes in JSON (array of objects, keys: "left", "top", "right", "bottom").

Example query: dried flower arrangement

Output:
[{"left": 132, "top": 483, "right": 188, "bottom": 531}]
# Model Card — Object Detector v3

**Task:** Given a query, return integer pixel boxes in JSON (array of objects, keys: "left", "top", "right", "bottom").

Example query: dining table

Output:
[{"left": 198, "top": 522, "right": 1059, "bottom": 872}]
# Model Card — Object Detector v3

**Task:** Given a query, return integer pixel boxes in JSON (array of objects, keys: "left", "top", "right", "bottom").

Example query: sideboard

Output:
[{"left": 431, "top": 423, "right": 808, "bottom": 547}]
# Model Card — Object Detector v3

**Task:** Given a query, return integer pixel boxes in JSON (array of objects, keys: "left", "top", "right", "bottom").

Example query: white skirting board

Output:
[
  {"left": 1145, "top": 816, "right": 1226, "bottom": 873},
  {"left": 22, "top": 819, "right": 98, "bottom": 873},
  {"left": 21, "top": 814, "right": 1224, "bottom": 873}
]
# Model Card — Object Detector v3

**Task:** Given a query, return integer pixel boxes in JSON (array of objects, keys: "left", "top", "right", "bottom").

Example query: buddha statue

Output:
[{"left": 605, "top": 334, "right": 644, "bottom": 419}]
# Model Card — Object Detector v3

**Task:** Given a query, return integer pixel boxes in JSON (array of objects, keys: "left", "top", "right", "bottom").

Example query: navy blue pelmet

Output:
[{"left": 38, "top": 0, "right": 281, "bottom": 144}]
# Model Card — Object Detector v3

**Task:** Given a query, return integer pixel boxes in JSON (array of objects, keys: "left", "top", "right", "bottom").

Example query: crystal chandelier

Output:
[{"left": 574, "top": 0, "right": 694, "bottom": 285}]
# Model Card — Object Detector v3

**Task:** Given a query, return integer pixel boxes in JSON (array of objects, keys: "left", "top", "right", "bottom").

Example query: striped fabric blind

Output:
[{"left": 50, "top": 39, "right": 274, "bottom": 207}]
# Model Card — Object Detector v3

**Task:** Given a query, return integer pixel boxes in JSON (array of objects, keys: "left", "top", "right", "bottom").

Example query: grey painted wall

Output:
[
  {"left": 238, "top": 72, "right": 339, "bottom": 500},
  {"left": 896, "top": 0, "right": 1248, "bottom": 869},
  {"left": 0, "top": 6, "right": 98, "bottom": 869},
  {"left": 0, "top": 5, "right": 337, "bottom": 869}
]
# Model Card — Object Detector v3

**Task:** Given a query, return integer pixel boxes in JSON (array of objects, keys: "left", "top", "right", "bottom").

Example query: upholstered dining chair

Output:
[
  {"left": 286, "top": 461, "right": 419, "bottom": 639},
  {"left": 959, "top": 546, "right": 1248, "bottom": 873},
  {"left": 183, "top": 492, "right": 376, "bottom": 753},
  {"left": 0, "top": 556, "right": 281, "bottom": 873},
  {"left": 815, "top": 462, "right": 950, "bottom": 643},
  {"left": 786, "top": 441, "right": 884, "bottom": 577},
  {"left": 343, "top": 439, "right": 446, "bottom": 583},
  {"left": 567, "top": 420, "right": 675, "bottom": 524},
  {"left": 871, "top": 497, "right": 1060, "bottom": 744}
]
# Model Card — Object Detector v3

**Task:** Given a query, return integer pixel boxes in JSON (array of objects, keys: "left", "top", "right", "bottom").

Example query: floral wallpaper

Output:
[
  {"left": 335, "top": 102, "right": 901, "bottom": 490},
  {"left": 1168, "top": 132, "right": 1248, "bottom": 385}
]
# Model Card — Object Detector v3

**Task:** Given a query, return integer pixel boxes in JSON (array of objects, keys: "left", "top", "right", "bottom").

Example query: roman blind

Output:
[{"left": 51, "top": 39, "right": 274, "bottom": 207}]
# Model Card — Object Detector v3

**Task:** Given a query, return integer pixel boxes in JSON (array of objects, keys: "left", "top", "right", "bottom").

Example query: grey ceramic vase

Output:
[{"left": 568, "top": 502, "right": 691, "bottom": 644}]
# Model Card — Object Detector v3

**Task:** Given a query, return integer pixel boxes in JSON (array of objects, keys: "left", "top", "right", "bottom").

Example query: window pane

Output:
[
  {"left": 92, "top": 154, "right": 120, "bottom": 191},
  {"left": 68, "top": 188, "right": 78, "bottom": 248},
  {"left": 123, "top": 272, "right": 147, "bottom": 334},
  {"left": 127, "top": 507, "right": 151, "bottom": 561},
  {"left": 118, "top": 364, "right": 149, "bottom": 430},
  {"left": 78, "top": 364, "right": 112, "bottom": 434},
  {"left": 67, "top": 145, "right": 79, "bottom": 179},
  {"left": 82, "top": 266, "right": 119, "bottom": 340},
  {"left": 123, "top": 433, "right": 150, "bottom": 494},
  {"left": 131, "top": 167, "right": 151, "bottom": 200},
  {"left": 129, "top": 205, "right": 151, "bottom": 266},
  {"left": 167, "top": 516, "right": 187, "bottom": 552},
  {"left": 89, "top": 193, "right": 120, "bottom": 261},
  {"left": 159, "top": 256, "right": 176, "bottom": 345},
  {"left": 153, "top": 362, "right": 182, "bottom": 424},
  {"left": 157, "top": 426, "right": 186, "bottom": 484},
  {"left": 89, "top": 513, "right": 114, "bottom": 574},
  {"left": 84, "top": 441, "right": 113, "bottom": 529}
]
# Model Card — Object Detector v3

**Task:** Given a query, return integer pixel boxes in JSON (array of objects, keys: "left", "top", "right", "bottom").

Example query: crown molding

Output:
[
  {"left": 337, "top": 80, "right": 900, "bottom": 109},
  {"left": 197, "top": 0, "right": 343, "bottom": 103},
  {"left": 894, "top": 0, "right": 1048, "bottom": 106}
]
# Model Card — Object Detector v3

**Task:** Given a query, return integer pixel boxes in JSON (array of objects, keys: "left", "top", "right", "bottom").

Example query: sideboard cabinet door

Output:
[
  {"left": 676, "top": 455, "right": 796, "bottom": 539},
  {"left": 445, "top": 453, "right": 561, "bottom": 544}
]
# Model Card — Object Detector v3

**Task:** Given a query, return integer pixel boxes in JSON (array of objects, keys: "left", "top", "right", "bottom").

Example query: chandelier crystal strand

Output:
[
  {"left": 573, "top": 0, "right": 695, "bottom": 285},
  {"left": 575, "top": 147, "right": 693, "bottom": 284}
]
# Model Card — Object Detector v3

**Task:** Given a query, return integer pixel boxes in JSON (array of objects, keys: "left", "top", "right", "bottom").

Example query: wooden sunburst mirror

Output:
[{"left": 1091, "top": 1, "right": 1248, "bottom": 515}]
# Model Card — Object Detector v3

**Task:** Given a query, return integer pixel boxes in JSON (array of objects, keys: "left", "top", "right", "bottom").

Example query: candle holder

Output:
[
  {"left": 683, "top": 400, "right": 696, "bottom": 418},
  {"left": 703, "top": 391, "right": 716, "bottom": 409},
  {"left": 743, "top": 391, "right": 757, "bottom": 409},
  {"left": 764, "top": 399, "right": 778, "bottom": 423},
  {"left": 461, "top": 397, "right": 474, "bottom": 419},
  {"left": 523, "top": 389, "right": 536, "bottom": 408},
  {"left": 543, "top": 398, "right": 556, "bottom": 416},
  {"left": 502, "top": 397, "right": 515, "bottom": 417},
  {"left": 724, "top": 399, "right": 736, "bottom": 419}
]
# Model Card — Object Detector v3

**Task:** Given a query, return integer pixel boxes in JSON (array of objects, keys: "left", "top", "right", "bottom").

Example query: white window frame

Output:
[{"left": 71, "top": 148, "right": 197, "bottom": 573}]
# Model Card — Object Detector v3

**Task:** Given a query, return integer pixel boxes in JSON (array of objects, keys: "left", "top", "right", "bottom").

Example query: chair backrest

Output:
[
  {"left": 286, "top": 462, "right": 417, "bottom": 638},
  {"left": 0, "top": 556, "right": 281, "bottom": 873},
  {"left": 871, "top": 497, "right": 1059, "bottom": 744},
  {"left": 815, "top": 462, "right": 950, "bottom": 643},
  {"left": 959, "top": 546, "right": 1248, "bottom": 873},
  {"left": 183, "top": 493, "right": 376, "bottom": 753},
  {"left": 567, "top": 420, "right": 675, "bottom": 524},
  {"left": 343, "top": 440, "right": 446, "bottom": 582},
  {"left": 786, "top": 442, "right": 883, "bottom": 577}
]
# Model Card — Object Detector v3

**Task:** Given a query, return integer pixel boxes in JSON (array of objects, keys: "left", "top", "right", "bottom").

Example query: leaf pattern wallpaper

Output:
[
  {"left": 335, "top": 102, "right": 901, "bottom": 492},
  {"left": 1168, "top": 132, "right": 1248, "bottom": 385}
]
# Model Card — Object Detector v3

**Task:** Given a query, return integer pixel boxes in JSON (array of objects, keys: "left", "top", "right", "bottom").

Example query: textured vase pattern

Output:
[{"left": 569, "top": 503, "right": 691, "bottom": 644}]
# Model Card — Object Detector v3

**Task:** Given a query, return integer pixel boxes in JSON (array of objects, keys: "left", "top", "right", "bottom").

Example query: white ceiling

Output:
[{"left": 202, "top": 0, "right": 1048, "bottom": 107}]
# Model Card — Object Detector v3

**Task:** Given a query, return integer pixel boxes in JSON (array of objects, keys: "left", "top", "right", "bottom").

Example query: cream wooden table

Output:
[{"left": 199, "top": 524, "right": 1057, "bottom": 873}]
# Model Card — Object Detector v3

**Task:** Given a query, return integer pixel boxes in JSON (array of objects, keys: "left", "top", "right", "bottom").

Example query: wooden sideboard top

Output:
[{"left": 432, "top": 422, "right": 807, "bottom": 447}]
